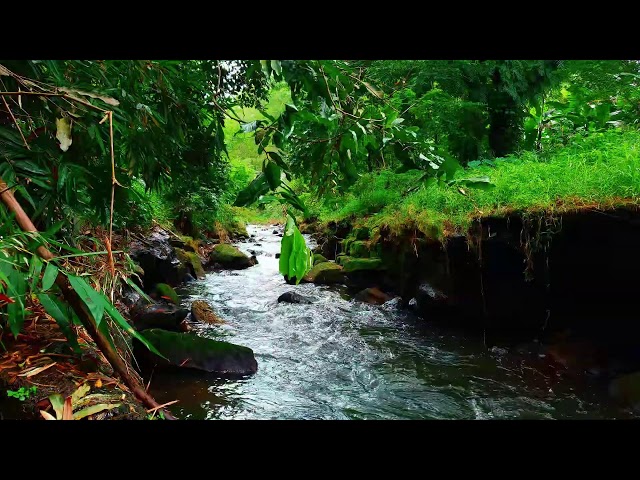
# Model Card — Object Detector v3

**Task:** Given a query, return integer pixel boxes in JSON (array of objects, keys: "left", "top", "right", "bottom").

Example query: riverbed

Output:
[{"left": 148, "top": 225, "right": 635, "bottom": 419}]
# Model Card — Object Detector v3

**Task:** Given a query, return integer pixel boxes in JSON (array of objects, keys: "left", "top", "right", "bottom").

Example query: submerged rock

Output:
[
  {"left": 354, "top": 287, "right": 393, "bottom": 305},
  {"left": 208, "top": 244, "right": 257, "bottom": 270},
  {"left": 277, "top": 291, "right": 313, "bottom": 304},
  {"left": 382, "top": 296, "right": 404, "bottom": 311},
  {"left": 302, "top": 262, "right": 346, "bottom": 285},
  {"left": 134, "top": 329, "right": 258, "bottom": 376},
  {"left": 191, "top": 300, "right": 225, "bottom": 324},
  {"left": 130, "top": 301, "right": 189, "bottom": 332}
]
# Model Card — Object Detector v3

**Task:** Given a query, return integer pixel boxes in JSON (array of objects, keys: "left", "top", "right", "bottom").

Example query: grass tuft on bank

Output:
[{"left": 312, "top": 129, "right": 640, "bottom": 239}]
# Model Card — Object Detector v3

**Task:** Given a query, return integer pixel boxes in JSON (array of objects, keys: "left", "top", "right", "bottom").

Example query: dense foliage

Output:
[{"left": 2, "top": 58, "right": 640, "bottom": 364}]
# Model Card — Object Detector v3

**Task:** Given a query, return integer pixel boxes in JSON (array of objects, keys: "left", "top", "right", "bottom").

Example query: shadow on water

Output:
[{"left": 148, "top": 225, "right": 636, "bottom": 420}]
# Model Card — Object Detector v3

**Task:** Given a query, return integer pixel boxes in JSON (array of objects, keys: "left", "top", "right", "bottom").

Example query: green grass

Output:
[{"left": 312, "top": 129, "right": 640, "bottom": 239}]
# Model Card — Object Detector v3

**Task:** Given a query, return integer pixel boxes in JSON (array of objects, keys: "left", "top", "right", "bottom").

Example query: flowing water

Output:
[{"left": 149, "top": 225, "right": 635, "bottom": 420}]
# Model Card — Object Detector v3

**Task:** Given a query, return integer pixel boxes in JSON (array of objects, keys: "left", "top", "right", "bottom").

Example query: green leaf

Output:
[
  {"left": 49, "top": 393, "right": 65, "bottom": 420},
  {"left": 66, "top": 275, "right": 105, "bottom": 326},
  {"left": 37, "top": 293, "right": 80, "bottom": 352},
  {"left": 233, "top": 173, "right": 271, "bottom": 207},
  {"left": 123, "top": 277, "right": 152, "bottom": 304},
  {"left": 41, "top": 262, "right": 59, "bottom": 292},
  {"left": 264, "top": 161, "right": 281, "bottom": 190},
  {"left": 279, "top": 216, "right": 295, "bottom": 277},
  {"left": 28, "top": 256, "right": 43, "bottom": 292},
  {"left": 279, "top": 215, "right": 312, "bottom": 284},
  {"left": 270, "top": 60, "right": 282, "bottom": 77},
  {"left": 6, "top": 266, "right": 26, "bottom": 338}
]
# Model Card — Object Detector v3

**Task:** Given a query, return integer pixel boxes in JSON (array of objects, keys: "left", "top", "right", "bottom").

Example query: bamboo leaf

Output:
[
  {"left": 38, "top": 293, "right": 79, "bottom": 351},
  {"left": 58, "top": 87, "right": 120, "bottom": 107},
  {"left": 66, "top": 275, "right": 105, "bottom": 326},
  {"left": 40, "top": 410, "right": 57, "bottom": 420},
  {"left": 71, "top": 383, "right": 90, "bottom": 406},
  {"left": 73, "top": 403, "right": 121, "bottom": 420},
  {"left": 49, "top": 393, "right": 64, "bottom": 419},
  {"left": 95, "top": 291, "right": 166, "bottom": 359},
  {"left": 42, "top": 261, "right": 60, "bottom": 291}
]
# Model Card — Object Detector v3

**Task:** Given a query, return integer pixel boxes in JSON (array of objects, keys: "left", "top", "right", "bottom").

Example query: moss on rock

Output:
[
  {"left": 191, "top": 300, "right": 225, "bottom": 324},
  {"left": 342, "top": 257, "right": 385, "bottom": 273},
  {"left": 208, "top": 244, "right": 256, "bottom": 269},
  {"left": 302, "top": 262, "right": 345, "bottom": 285},
  {"left": 154, "top": 283, "right": 179, "bottom": 305},
  {"left": 313, "top": 253, "right": 329, "bottom": 265},
  {"left": 135, "top": 329, "right": 258, "bottom": 375}
]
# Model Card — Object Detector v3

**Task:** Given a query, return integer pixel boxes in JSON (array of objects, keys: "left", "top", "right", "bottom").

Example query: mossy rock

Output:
[
  {"left": 336, "top": 254, "right": 353, "bottom": 266},
  {"left": 342, "top": 238, "right": 354, "bottom": 255},
  {"left": 208, "top": 244, "right": 256, "bottom": 269},
  {"left": 313, "top": 253, "right": 329, "bottom": 266},
  {"left": 302, "top": 262, "right": 345, "bottom": 285},
  {"left": 342, "top": 257, "right": 385, "bottom": 273},
  {"left": 135, "top": 329, "right": 258, "bottom": 375},
  {"left": 354, "top": 227, "right": 370, "bottom": 240},
  {"left": 348, "top": 240, "right": 371, "bottom": 258},
  {"left": 177, "top": 235, "right": 201, "bottom": 253},
  {"left": 191, "top": 300, "right": 225, "bottom": 324},
  {"left": 227, "top": 221, "right": 249, "bottom": 239},
  {"left": 175, "top": 248, "right": 206, "bottom": 279},
  {"left": 154, "top": 283, "right": 179, "bottom": 305}
]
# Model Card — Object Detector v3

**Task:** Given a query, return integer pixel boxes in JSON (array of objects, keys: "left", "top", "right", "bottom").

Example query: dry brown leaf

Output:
[
  {"left": 55, "top": 117, "right": 72, "bottom": 152},
  {"left": 40, "top": 410, "right": 57, "bottom": 421},
  {"left": 18, "top": 362, "right": 57, "bottom": 377},
  {"left": 58, "top": 87, "right": 120, "bottom": 107},
  {"left": 62, "top": 396, "right": 73, "bottom": 420}
]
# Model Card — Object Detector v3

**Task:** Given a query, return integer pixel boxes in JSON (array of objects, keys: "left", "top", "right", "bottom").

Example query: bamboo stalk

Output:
[{"left": 0, "top": 178, "right": 176, "bottom": 420}]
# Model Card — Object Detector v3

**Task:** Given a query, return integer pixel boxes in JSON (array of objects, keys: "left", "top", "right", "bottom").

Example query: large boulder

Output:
[
  {"left": 302, "top": 262, "right": 345, "bottom": 285},
  {"left": 134, "top": 329, "right": 258, "bottom": 376},
  {"left": 207, "top": 244, "right": 257, "bottom": 270},
  {"left": 277, "top": 291, "right": 313, "bottom": 304},
  {"left": 354, "top": 287, "right": 393, "bottom": 305},
  {"left": 129, "top": 301, "right": 189, "bottom": 332},
  {"left": 128, "top": 226, "right": 188, "bottom": 288},
  {"left": 191, "top": 300, "right": 225, "bottom": 324}
]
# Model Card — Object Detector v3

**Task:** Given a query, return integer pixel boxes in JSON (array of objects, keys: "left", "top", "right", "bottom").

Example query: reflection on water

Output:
[{"left": 148, "top": 225, "right": 635, "bottom": 420}]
